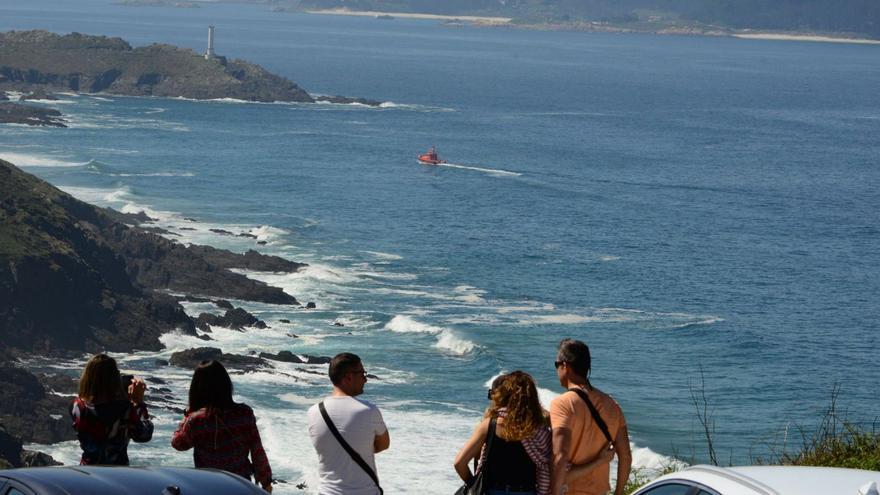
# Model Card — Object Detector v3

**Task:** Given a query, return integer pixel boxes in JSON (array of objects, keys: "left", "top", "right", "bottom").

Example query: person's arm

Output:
[
  {"left": 613, "top": 424, "right": 632, "bottom": 495},
  {"left": 550, "top": 426, "right": 572, "bottom": 495},
  {"left": 127, "top": 378, "right": 153, "bottom": 443},
  {"left": 247, "top": 411, "right": 273, "bottom": 494},
  {"left": 170, "top": 414, "right": 194, "bottom": 451},
  {"left": 565, "top": 446, "right": 615, "bottom": 484},
  {"left": 453, "top": 418, "right": 489, "bottom": 484},
  {"left": 374, "top": 430, "right": 390, "bottom": 453}
]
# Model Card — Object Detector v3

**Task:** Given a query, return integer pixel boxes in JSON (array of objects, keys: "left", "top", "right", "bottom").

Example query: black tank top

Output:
[{"left": 483, "top": 432, "right": 536, "bottom": 490}]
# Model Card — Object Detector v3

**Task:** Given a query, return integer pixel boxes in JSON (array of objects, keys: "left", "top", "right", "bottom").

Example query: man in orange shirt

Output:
[{"left": 550, "top": 339, "right": 632, "bottom": 495}]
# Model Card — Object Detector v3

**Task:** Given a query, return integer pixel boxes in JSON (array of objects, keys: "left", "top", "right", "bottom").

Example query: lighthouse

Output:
[{"left": 205, "top": 25, "right": 215, "bottom": 59}]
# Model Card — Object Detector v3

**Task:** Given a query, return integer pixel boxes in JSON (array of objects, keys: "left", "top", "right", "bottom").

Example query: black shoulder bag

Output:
[
  {"left": 454, "top": 416, "right": 497, "bottom": 495},
  {"left": 570, "top": 388, "right": 614, "bottom": 447},
  {"left": 318, "top": 401, "right": 384, "bottom": 495}
]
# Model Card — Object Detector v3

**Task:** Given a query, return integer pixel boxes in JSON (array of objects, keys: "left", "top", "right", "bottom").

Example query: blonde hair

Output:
[
  {"left": 486, "top": 371, "right": 544, "bottom": 440},
  {"left": 78, "top": 354, "right": 125, "bottom": 403}
]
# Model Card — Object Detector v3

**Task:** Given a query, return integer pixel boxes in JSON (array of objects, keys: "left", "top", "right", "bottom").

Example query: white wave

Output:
[
  {"left": 25, "top": 98, "right": 78, "bottom": 104},
  {"left": 435, "top": 162, "right": 522, "bottom": 177},
  {"left": 434, "top": 330, "right": 477, "bottom": 355},
  {"left": 385, "top": 315, "right": 477, "bottom": 356},
  {"left": 144, "top": 107, "right": 167, "bottom": 114},
  {"left": 89, "top": 96, "right": 113, "bottom": 102},
  {"left": 670, "top": 317, "right": 724, "bottom": 329},
  {"left": 518, "top": 314, "right": 591, "bottom": 325},
  {"left": 57, "top": 184, "right": 132, "bottom": 205},
  {"left": 113, "top": 171, "right": 195, "bottom": 177},
  {"left": 599, "top": 255, "right": 621, "bottom": 262},
  {"left": 250, "top": 225, "right": 290, "bottom": 242},
  {"left": 378, "top": 101, "right": 455, "bottom": 112},
  {"left": 0, "top": 151, "right": 87, "bottom": 167},
  {"left": 279, "top": 392, "right": 321, "bottom": 406},
  {"left": 362, "top": 250, "right": 403, "bottom": 261}
]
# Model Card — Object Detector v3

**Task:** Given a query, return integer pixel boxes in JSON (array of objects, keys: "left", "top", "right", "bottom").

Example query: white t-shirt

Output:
[{"left": 307, "top": 396, "right": 387, "bottom": 495}]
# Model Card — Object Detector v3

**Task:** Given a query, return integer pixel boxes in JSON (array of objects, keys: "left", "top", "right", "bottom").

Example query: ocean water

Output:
[{"left": 2, "top": 1, "right": 880, "bottom": 492}]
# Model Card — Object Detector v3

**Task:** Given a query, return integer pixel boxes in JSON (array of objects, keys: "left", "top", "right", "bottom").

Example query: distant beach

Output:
[
  {"left": 732, "top": 33, "right": 880, "bottom": 45},
  {"left": 305, "top": 8, "right": 511, "bottom": 25}
]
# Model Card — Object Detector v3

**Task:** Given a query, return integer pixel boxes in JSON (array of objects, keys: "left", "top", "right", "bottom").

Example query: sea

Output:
[{"left": 1, "top": 0, "right": 879, "bottom": 492}]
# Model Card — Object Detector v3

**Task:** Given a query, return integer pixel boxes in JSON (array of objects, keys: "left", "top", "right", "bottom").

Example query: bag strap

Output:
[
  {"left": 319, "top": 401, "right": 384, "bottom": 495},
  {"left": 570, "top": 388, "right": 614, "bottom": 446}
]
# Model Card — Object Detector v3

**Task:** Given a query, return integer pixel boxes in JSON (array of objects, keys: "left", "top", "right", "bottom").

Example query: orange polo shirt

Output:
[{"left": 549, "top": 388, "right": 625, "bottom": 495}]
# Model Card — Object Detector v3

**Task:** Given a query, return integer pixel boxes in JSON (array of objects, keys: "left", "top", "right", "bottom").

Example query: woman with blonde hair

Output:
[
  {"left": 70, "top": 353, "right": 153, "bottom": 465},
  {"left": 454, "top": 371, "right": 551, "bottom": 495}
]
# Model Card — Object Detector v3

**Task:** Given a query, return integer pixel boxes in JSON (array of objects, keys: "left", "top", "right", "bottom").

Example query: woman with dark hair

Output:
[
  {"left": 454, "top": 371, "right": 551, "bottom": 495},
  {"left": 71, "top": 353, "right": 153, "bottom": 465},
  {"left": 171, "top": 360, "right": 273, "bottom": 493}
]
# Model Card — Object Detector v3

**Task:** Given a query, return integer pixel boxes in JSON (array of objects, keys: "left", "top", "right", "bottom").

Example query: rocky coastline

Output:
[
  {"left": 0, "top": 159, "right": 319, "bottom": 467},
  {"left": 0, "top": 30, "right": 384, "bottom": 105}
]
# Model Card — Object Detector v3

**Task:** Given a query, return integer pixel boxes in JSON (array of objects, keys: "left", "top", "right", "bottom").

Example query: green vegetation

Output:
[
  {"left": 621, "top": 384, "right": 880, "bottom": 492},
  {"left": 760, "top": 388, "right": 880, "bottom": 471}
]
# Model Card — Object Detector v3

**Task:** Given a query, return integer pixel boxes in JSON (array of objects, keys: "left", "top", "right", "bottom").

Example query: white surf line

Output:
[{"left": 437, "top": 162, "right": 522, "bottom": 177}]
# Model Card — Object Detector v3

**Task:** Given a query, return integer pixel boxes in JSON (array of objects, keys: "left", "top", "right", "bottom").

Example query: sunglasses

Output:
[
  {"left": 487, "top": 389, "right": 493, "bottom": 400},
  {"left": 554, "top": 360, "right": 566, "bottom": 369}
]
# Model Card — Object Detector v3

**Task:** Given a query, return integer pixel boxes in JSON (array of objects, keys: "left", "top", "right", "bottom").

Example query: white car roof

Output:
[{"left": 648, "top": 465, "right": 880, "bottom": 495}]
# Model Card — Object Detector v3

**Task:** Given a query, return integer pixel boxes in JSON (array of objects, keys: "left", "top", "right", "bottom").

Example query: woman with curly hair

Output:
[{"left": 454, "top": 371, "right": 552, "bottom": 495}]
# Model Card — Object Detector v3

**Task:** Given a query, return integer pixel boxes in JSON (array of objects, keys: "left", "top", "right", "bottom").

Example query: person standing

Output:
[
  {"left": 171, "top": 360, "right": 273, "bottom": 493},
  {"left": 550, "top": 339, "right": 632, "bottom": 495},
  {"left": 70, "top": 353, "right": 153, "bottom": 465},
  {"left": 307, "top": 352, "right": 390, "bottom": 495}
]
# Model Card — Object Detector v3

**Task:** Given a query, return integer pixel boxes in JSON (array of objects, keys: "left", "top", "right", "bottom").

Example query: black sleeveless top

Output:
[{"left": 483, "top": 433, "right": 537, "bottom": 490}]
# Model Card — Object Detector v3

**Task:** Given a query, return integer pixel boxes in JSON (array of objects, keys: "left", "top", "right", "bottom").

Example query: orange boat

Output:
[{"left": 417, "top": 146, "right": 445, "bottom": 165}]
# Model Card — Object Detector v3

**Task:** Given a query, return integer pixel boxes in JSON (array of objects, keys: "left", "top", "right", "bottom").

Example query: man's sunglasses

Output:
[{"left": 554, "top": 360, "right": 566, "bottom": 369}]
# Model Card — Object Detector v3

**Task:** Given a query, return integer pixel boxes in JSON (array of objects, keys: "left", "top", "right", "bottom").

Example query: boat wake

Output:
[{"left": 436, "top": 162, "right": 522, "bottom": 177}]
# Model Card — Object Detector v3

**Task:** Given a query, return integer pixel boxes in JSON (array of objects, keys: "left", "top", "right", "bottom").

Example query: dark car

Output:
[{"left": 0, "top": 466, "right": 268, "bottom": 495}]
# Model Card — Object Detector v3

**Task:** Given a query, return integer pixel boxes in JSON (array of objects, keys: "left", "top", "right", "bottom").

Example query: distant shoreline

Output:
[
  {"left": 732, "top": 33, "right": 880, "bottom": 45},
  {"left": 304, "top": 9, "right": 880, "bottom": 45},
  {"left": 304, "top": 8, "right": 511, "bottom": 24}
]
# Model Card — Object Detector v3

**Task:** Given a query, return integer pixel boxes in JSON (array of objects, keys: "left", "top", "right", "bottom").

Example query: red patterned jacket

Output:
[{"left": 171, "top": 403, "right": 272, "bottom": 485}]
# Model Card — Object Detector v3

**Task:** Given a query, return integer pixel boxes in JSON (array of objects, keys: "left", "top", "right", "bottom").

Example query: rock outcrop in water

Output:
[
  {"left": 0, "top": 101, "right": 67, "bottom": 127},
  {"left": 0, "top": 30, "right": 382, "bottom": 105}
]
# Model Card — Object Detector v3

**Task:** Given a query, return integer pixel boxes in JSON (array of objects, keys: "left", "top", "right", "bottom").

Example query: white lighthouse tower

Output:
[{"left": 205, "top": 25, "right": 215, "bottom": 59}]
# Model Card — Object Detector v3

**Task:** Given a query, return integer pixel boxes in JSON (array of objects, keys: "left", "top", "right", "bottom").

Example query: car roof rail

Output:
[{"left": 685, "top": 465, "right": 779, "bottom": 495}]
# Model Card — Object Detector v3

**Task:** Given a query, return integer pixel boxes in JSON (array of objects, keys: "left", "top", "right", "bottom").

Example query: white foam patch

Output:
[
  {"left": 518, "top": 314, "right": 591, "bottom": 325},
  {"left": 384, "top": 315, "right": 478, "bottom": 356},
  {"left": 599, "top": 255, "right": 621, "bottom": 262},
  {"left": 362, "top": 250, "right": 403, "bottom": 261},
  {"left": 433, "top": 162, "right": 522, "bottom": 177},
  {"left": 0, "top": 151, "right": 87, "bottom": 167}
]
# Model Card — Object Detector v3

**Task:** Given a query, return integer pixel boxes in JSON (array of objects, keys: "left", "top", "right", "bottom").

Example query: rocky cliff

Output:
[{"left": 0, "top": 159, "right": 303, "bottom": 357}]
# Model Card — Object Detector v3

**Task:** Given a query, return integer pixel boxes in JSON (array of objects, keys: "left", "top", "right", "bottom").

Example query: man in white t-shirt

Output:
[{"left": 307, "top": 352, "right": 390, "bottom": 495}]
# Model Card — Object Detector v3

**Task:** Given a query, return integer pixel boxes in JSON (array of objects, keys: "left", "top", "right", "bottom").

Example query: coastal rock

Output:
[
  {"left": 186, "top": 246, "right": 306, "bottom": 273},
  {"left": 0, "top": 425, "right": 22, "bottom": 468},
  {"left": 305, "top": 302, "right": 317, "bottom": 309},
  {"left": 0, "top": 102, "right": 66, "bottom": 127},
  {"left": 169, "top": 347, "right": 268, "bottom": 371},
  {"left": 19, "top": 88, "right": 57, "bottom": 101},
  {"left": 259, "top": 351, "right": 332, "bottom": 365},
  {"left": 0, "top": 366, "right": 76, "bottom": 445},
  {"left": 195, "top": 307, "right": 267, "bottom": 331},
  {"left": 20, "top": 450, "right": 61, "bottom": 467},
  {"left": 314, "top": 95, "right": 383, "bottom": 107}
]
